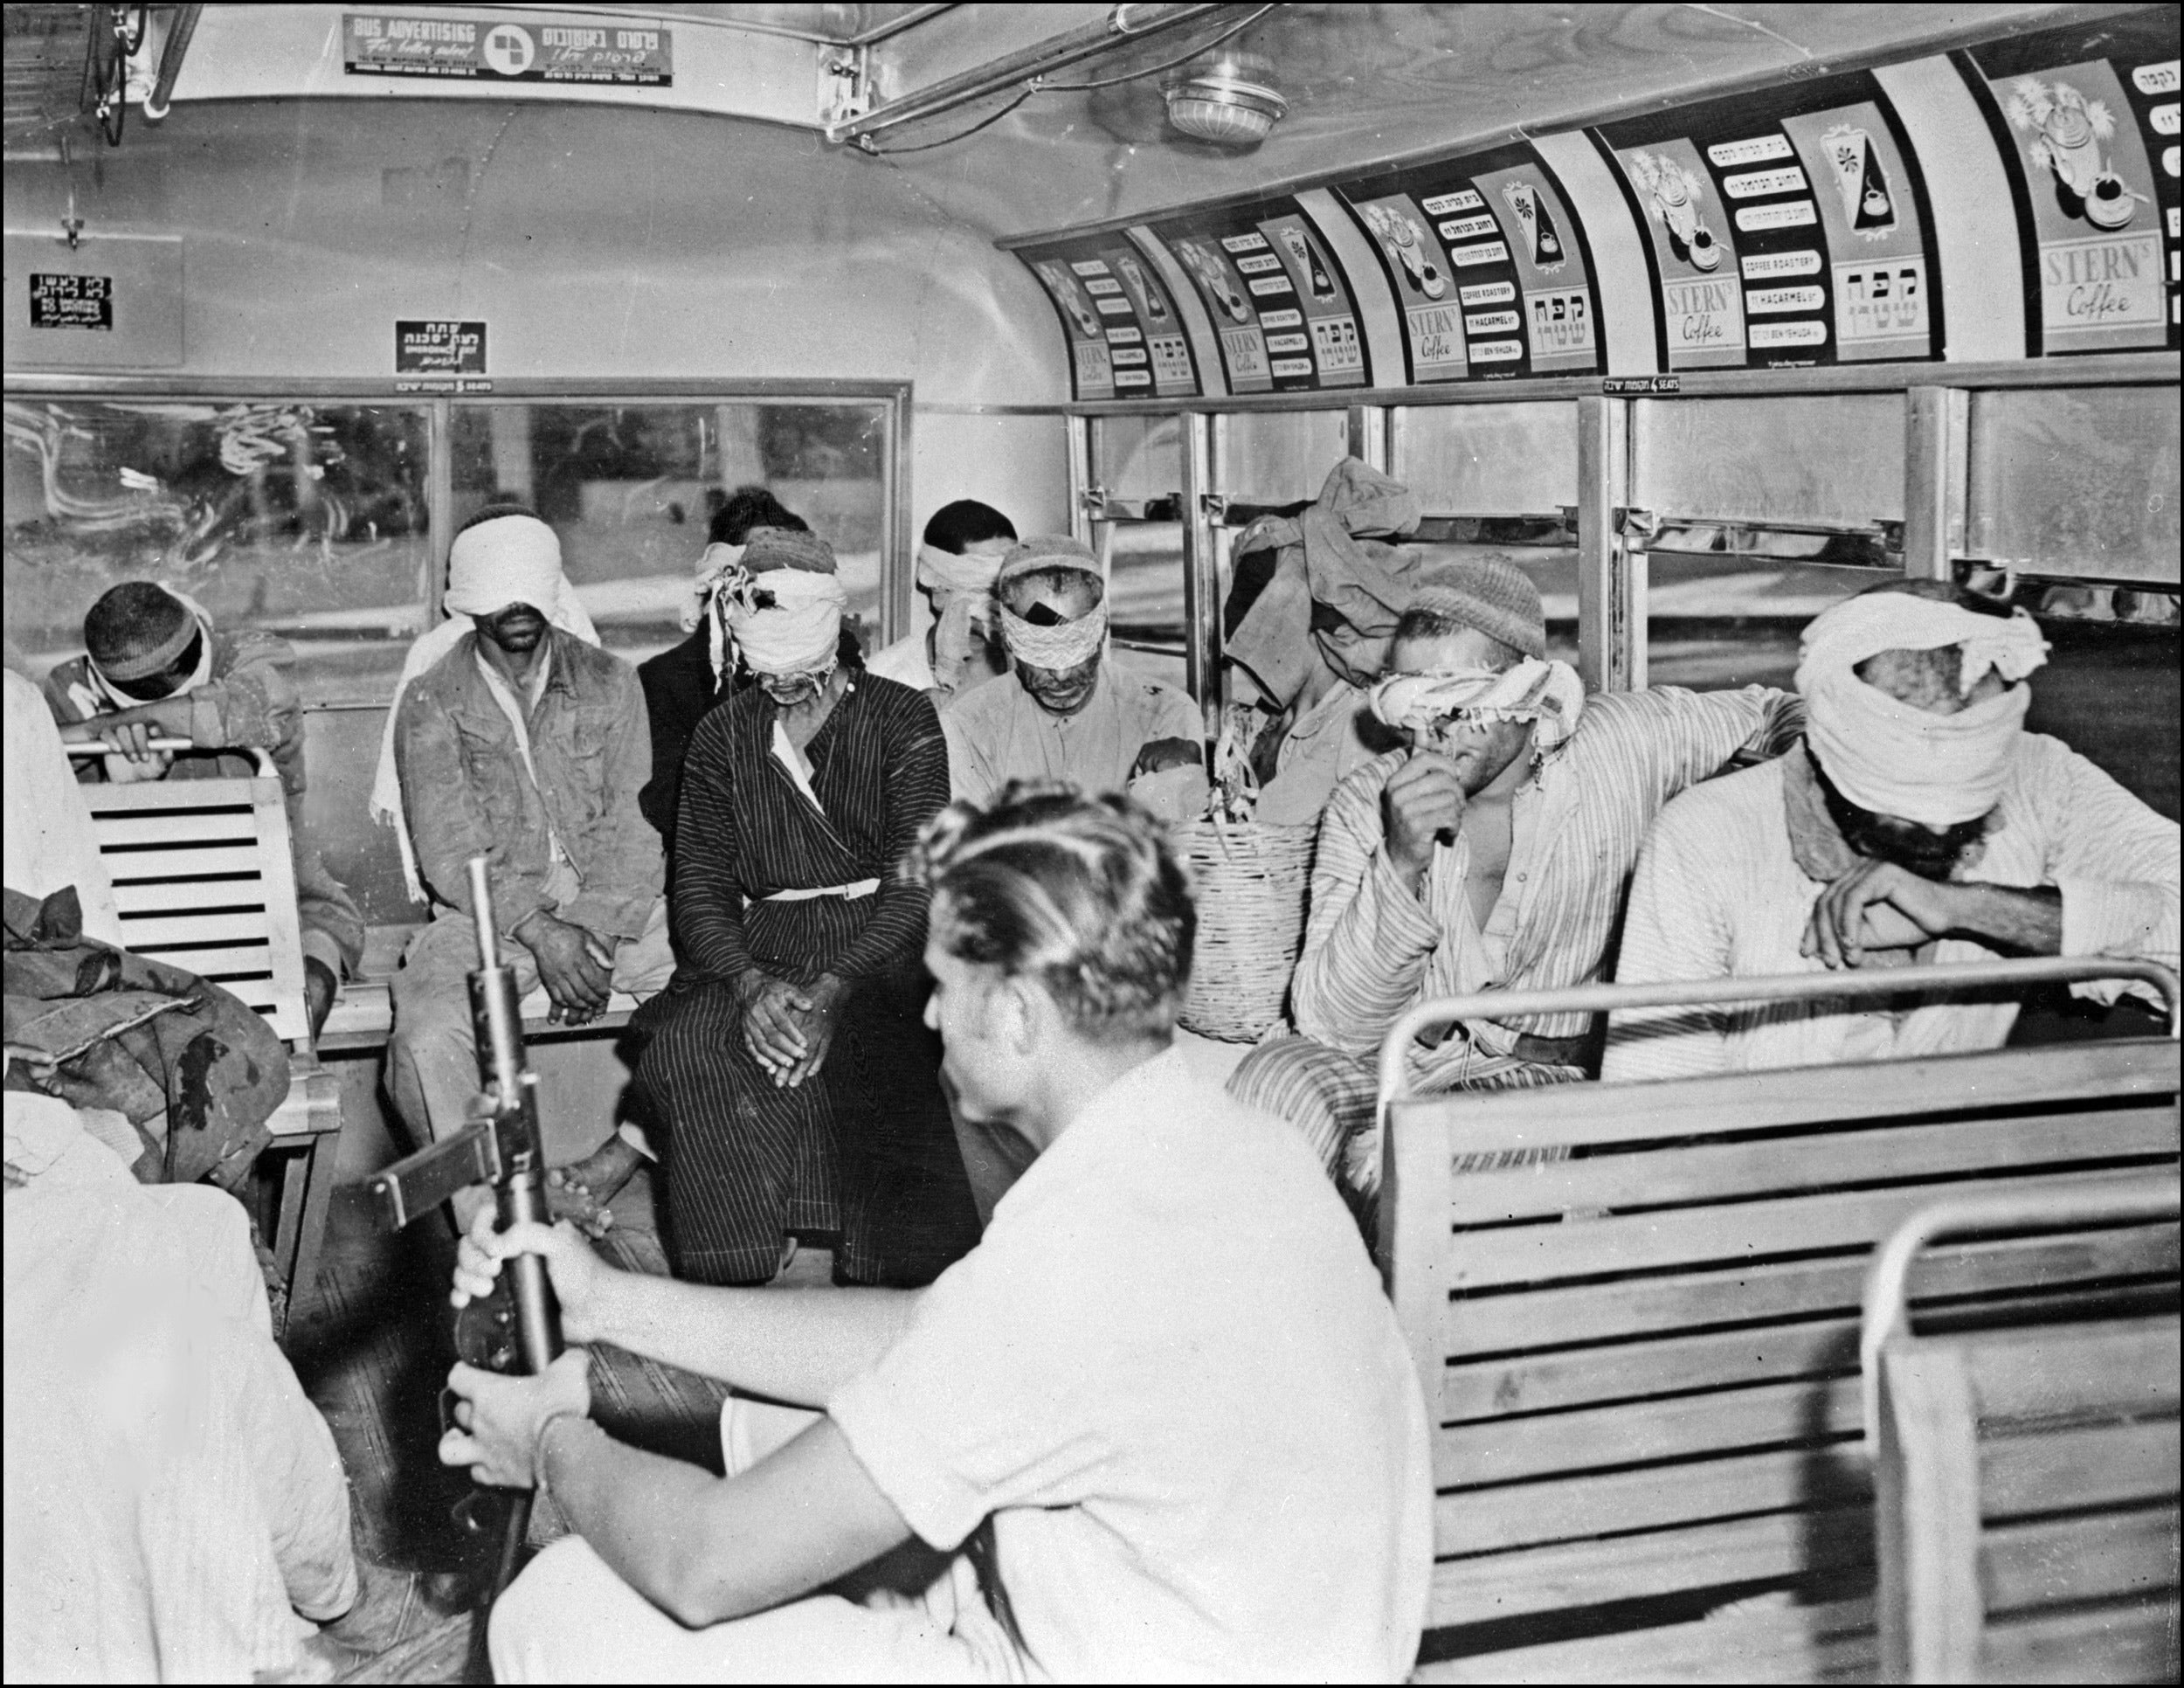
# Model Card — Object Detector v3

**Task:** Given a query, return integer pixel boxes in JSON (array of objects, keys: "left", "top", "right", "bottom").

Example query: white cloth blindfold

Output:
[
  {"left": 1798, "top": 594, "right": 2049, "bottom": 827},
  {"left": 1367, "top": 657, "right": 1586, "bottom": 752},
  {"left": 725, "top": 567, "right": 847, "bottom": 676},
  {"left": 1000, "top": 598, "right": 1108, "bottom": 670}
]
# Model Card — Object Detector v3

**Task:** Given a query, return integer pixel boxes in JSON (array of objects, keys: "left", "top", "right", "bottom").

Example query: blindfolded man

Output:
[
  {"left": 1605, "top": 580, "right": 2179, "bottom": 1078},
  {"left": 939, "top": 534, "right": 1204, "bottom": 807},
  {"left": 632, "top": 525, "right": 978, "bottom": 1290},
  {"left": 376, "top": 508, "right": 675, "bottom": 1233},
  {"left": 866, "top": 498, "right": 1018, "bottom": 702},
  {"left": 45, "top": 581, "right": 363, "bottom": 1036},
  {"left": 1228, "top": 556, "right": 1806, "bottom": 1214}
]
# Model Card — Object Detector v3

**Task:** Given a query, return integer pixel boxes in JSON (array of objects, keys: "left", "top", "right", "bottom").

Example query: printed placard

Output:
[
  {"left": 1152, "top": 200, "right": 1366, "bottom": 391},
  {"left": 396, "top": 318, "right": 486, "bottom": 373},
  {"left": 1019, "top": 236, "right": 1198, "bottom": 401},
  {"left": 1966, "top": 10, "right": 2179, "bottom": 353},
  {"left": 1603, "top": 68, "right": 1939, "bottom": 367},
  {"left": 28, "top": 273, "right": 113, "bottom": 330},
  {"left": 1336, "top": 147, "right": 1601, "bottom": 380},
  {"left": 343, "top": 12, "right": 674, "bottom": 84}
]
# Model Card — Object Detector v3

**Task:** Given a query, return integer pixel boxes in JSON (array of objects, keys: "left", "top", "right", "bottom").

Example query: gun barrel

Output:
[{"left": 468, "top": 857, "right": 501, "bottom": 970}]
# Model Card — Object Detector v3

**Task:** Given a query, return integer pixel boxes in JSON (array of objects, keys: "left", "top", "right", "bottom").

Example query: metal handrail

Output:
[
  {"left": 1375, "top": 956, "right": 2182, "bottom": 1120},
  {"left": 1857, "top": 1176, "right": 2181, "bottom": 1454},
  {"left": 66, "top": 737, "right": 279, "bottom": 778}
]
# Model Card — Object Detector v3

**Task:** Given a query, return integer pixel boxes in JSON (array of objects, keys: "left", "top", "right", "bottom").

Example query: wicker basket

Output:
[{"left": 1172, "top": 817, "right": 1317, "bottom": 1043}]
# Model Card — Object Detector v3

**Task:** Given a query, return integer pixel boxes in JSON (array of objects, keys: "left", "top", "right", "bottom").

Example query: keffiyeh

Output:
[
  {"left": 1797, "top": 593, "right": 2049, "bottom": 827},
  {"left": 1367, "top": 657, "right": 1586, "bottom": 753}
]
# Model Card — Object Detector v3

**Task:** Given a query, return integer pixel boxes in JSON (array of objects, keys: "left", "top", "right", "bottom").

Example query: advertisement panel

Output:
[
  {"left": 1017, "top": 235, "right": 1199, "bottom": 402},
  {"left": 1150, "top": 197, "right": 1368, "bottom": 393},
  {"left": 1959, "top": 9, "right": 2179, "bottom": 354},
  {"left": 1334, "top": 145, "right": 1600, "bottom": 383},
  {"left": 1597, "top": 69, "right": 1939, "bottom": 370}
]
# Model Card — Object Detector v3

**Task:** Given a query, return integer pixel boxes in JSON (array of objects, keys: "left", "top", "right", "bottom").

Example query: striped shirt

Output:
[
  {"left": 1295, "top": 686, "right": 1803, "bottom": 1080},
  {"left": 675, "top": 670, "right": 947, "bottom": 983},
  {"left": 1602, "top": 735, "right": 2181, "bottom": 1082}
]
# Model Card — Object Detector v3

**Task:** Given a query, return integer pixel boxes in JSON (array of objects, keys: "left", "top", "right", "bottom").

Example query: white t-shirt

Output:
[
  {"left": 864, "top": 631, "right": 935, "bottom": 693},
  {"left": 828, "top": 1047, "right": 1433, "bottom": 1683}
]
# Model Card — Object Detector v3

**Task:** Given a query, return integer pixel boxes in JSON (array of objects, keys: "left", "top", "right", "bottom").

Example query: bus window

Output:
[
  {"left": 3, "top": 398, "right": 432, "bottom": 705},
  {"left": 1631, "top": 394, "right": 1904, "bottom": 693},
  {"left": 1390, "top": 403, "right": 1576, "bottom": 521},
  {"left": 448, "top": 400, "right": 891, "bottom": 666},
  {"left": 1220, "top": 410, "right": 1348, "bottom": 506},
  {"left": 1090, "top": 414, "right": 1187, "bottom": 693}
]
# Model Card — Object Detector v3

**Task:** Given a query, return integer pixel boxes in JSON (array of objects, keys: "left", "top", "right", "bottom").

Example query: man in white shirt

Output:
[
  {"left": 865, "top": 500, "right": 1017, "bottom": 702},
  {"left": 442, "top": 784, "right": 1433, "bottom": 1684},
  {"left": 1606, "top": 581, "right": 2180, "bottom": 1079},
  {"left": 939, "top": 535, "right": 1205, "bottom": 806}
]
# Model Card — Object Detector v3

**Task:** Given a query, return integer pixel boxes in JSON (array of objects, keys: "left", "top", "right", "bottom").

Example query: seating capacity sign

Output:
[
  {"left": 28, "top": 273, "right": 113, "bottom": 330},
  {"left": 343, "top": 12, "right": 674, "bottom": 85},
  {"left": 1149, "top": 199, "right": 1369, "bottom": 394},
  {"left": 396, "top": 318, "right": 487, "bottom": 375},
  {"left": 1959, "top": 8, "right": 2179, "bottom": 355},
  {"left": 1598, "top": 69, "right": 1939, "bottom": 370},
  {"left": 1331, "top": 143, "right": 1600, "bottom": 383},
  {"left": 1016, "top": 235, "right": 1199, "bottom": 402}
]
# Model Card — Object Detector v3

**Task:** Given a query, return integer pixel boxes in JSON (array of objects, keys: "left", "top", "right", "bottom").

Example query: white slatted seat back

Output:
[
  {"left": 1867, "top": 1183, "right": 2181, "bottom": 1685},
  {"left": 82, "top": 777, "right": 310, "bottom": 1047},
  {"left": 1379, "top": 958, "right": 2181, "bottom": 1683}
]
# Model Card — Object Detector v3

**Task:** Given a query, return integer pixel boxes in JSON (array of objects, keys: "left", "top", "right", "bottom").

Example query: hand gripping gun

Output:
[{"left": 370, "top": 856, "right": 564, "bottom": 1595}]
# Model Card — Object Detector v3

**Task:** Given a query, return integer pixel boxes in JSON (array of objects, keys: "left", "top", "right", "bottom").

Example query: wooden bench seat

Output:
[
  {"left": 84, "top": 777, "right": 345, "bottom": 1332},
  {"left": 1379, "top": 956, "right": 2181, "bottom": 1684},
  {"left": 1867, "top": 1182, "right": 2181, "bottom": 1684}
]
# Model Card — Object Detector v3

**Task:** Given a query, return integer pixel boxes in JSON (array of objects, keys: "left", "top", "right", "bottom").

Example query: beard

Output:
[{"left": 1810, "top": 749, "right": 1989, "bottom": 880}]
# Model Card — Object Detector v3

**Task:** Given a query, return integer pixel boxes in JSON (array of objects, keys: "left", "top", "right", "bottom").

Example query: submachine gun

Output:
[{"left": 370, "top": 855, "right": 563, "bottom": 1595}]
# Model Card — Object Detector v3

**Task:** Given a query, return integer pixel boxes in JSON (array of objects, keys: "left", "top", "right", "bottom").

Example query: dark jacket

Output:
[{"left": 635, "top": 628, "right": 729, "bottom": 847}]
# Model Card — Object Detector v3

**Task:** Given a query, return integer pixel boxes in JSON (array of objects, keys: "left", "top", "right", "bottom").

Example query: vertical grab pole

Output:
[
  {"left": 1577, "top": 393, "right": 1642, "bottom": 692},
  {"left": 1903, "top": 385, "right": 1968, "bottom": 584},
  {"left": 1182, "top": 409, "right": 1223, "bottom": 743}
]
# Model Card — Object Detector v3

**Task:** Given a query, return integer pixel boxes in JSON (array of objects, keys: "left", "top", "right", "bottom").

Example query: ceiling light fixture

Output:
[{"left": 1164, "top": 47, "right": 1286, "bottom": 146}]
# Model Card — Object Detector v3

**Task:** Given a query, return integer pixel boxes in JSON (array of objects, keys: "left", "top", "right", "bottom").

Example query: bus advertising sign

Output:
[
  {"left": 1960, "top": 9, "right": 2179, "bottom": 356},
  {"left": 1016, "top": 234, "right": 1199, "bottom": 403},
  {"left": 396, "top": 319, "right": 487, "bottom": 375},
  {"left": 1149, "top": 199, "right": 1367, "bottom": 394},
  {"left": 1333, "top": 145, "right": 1601, "bottom": 384},
  {"left": 344, "top": 14, "right": 674, "bottom": 85},
  {"left": 1599, "top": 68, "right": 1939, "bottom": 370},
  {"left": 28, "top": 273, "right": 113, "bottom": 331}
]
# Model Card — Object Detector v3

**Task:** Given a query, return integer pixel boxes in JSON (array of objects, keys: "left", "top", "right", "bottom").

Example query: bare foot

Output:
[{"left": 546, "top": 1136, "right": 642, "bottom": 1238}]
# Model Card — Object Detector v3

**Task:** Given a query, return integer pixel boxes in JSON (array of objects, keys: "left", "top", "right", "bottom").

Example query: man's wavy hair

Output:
[{"left": 905, "top": 782, "right": 1194, "bottom": 1047}]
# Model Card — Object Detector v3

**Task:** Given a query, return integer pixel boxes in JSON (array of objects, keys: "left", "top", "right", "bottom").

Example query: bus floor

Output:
[{"left": 287, "top": 1166, "right": 822, "bottom": 1684}]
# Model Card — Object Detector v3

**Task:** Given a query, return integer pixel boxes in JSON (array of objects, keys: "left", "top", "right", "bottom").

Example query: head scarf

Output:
[
  {"left": 1796, "top": 591, "right": 2049, "bottom": 827},
  {"left": 1226, "top": 457, "right": 1422, "bottom": 708},
  {"left": 916, "top": 543, "right": 1006, "bottom": 692},
  {"left": 1367, "top": 657, "right": 1586, "bottom": 756},
  {"left": 997, "top": 536, "right": 1108, "bottom": 672},
  {"left": 684, "top": 541, "right": 747, "bottom": 683},
  {"left": 70, "top": 585, "right": 217, "bottom": 719},
  {"left": 369, "top": 514, "right": 598, "bottom": 903},
  {"left": 720, "top": 529, "right": 845, "bottom": 678}
]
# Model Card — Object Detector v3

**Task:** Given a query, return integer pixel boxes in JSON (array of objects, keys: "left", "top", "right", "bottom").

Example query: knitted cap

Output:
[
  {"left": 743, "top": 525, "right": 837, "bottom": 574},
  {"left": 1408, "top": 556, "right": 1545, "bottom": 659},
  {"left": 997, "top": 533, "right": 1102, "bottom": 589},
  {"left": 85, "top": 581, "right": 197, "bottom": 682}
]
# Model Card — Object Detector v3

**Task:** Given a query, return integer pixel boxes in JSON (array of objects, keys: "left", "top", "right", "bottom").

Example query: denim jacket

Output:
[{"left": 393, "top": 628, "right": 662, "bottom": 943}]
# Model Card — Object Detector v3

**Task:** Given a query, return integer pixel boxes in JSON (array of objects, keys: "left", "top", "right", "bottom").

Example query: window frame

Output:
[{"left": 4, "top": 375, "right": 914, "bottom": 711}]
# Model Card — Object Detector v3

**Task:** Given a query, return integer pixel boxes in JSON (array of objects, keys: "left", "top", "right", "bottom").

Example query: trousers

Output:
[
  {"left": 386, "top": 898, "right": 674, "bottom": 1152},
  {"left": 488, "top": 1398, "right": 1021, "bottom": 1685}
]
